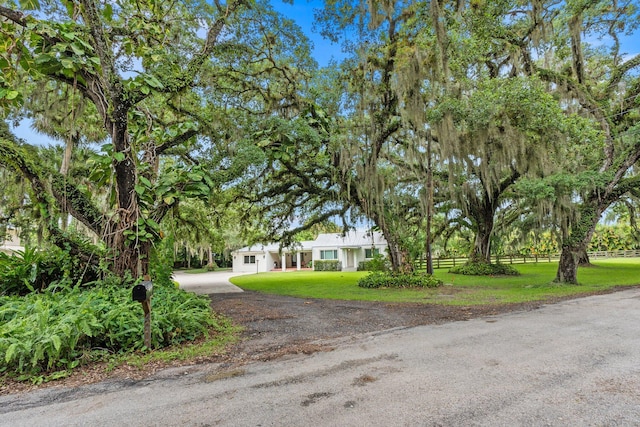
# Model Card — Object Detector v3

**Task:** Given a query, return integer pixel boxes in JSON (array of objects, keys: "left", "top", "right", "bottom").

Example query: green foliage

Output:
[
  {"left": 357, "top": 254, "right": 390, "bottom": 272},
  {"left": 206, "top": 262, "right": 218, "bottom": 271},
  {"left": 149, "top": 243, "right": 177, "bottom": 288},
  {"left": 0, "top": 246, "right": 97, "bottom": 296},
  {"left": 518, "top": 231, "right": 559, "bottom": 256},
  {"left": 589, "top": 224, "right": 640, "bottom": 251},
  {"left": 313, "top": 260, "right": 342, "bottom": 271},
  {"left": 449, "top": 262, "right": 520, "bottom": 276},
  {"left": 0, "top": 280, "right": 219, "bottom": 378},
  {"left": 358, "top": 272, "right": 443, "bottom": 289}
]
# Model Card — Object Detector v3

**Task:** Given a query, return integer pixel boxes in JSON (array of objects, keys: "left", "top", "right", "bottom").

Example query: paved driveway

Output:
[
  {"left": 2, "top": 288, "right": 639, "bottom": 426},
  {"left": 172, "top": 270, "right": 247, "bottom": 294}
]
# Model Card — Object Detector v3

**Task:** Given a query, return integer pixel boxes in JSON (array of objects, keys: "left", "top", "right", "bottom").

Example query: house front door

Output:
[{"left": 345, "top": 249, "right": 354, "bottom": 269}]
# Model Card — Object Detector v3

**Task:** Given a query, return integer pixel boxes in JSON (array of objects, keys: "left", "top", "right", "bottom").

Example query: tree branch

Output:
[
  {"left": 604, "top": 54, "right": 640, "bottom": 98},
  {"left": 155, "top": 129, "right": 198, "bottom": 155},
  {"left": 534, "top": 65, "right": 614, "bottom": 172}
]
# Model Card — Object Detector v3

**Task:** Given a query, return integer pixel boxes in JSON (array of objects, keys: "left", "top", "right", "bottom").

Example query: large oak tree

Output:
[{"left": 0, "top": 0, "right": 314, "bottom": 278}]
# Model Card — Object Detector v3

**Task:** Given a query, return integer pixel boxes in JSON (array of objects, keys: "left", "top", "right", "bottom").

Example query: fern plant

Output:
[{"left": 1, "top": 280, "right": 219, "bottom": 378}]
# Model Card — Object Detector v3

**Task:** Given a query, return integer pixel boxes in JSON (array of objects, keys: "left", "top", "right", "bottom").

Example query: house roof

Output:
[
  {"left": 234, "top": 231, "right": 386, "bottom": 253},
  {"left": 235, "top": 240, "right": 315, "bottom": 253},
  {"left": 313, "top": 231, "right": 385, "bottom": 247}
]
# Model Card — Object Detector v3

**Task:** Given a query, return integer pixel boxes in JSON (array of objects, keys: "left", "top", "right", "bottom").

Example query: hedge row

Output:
[
  {"left": 358, "top": 272, "right": 443, "bottom": 289},
  {"left": 314, "top": 260, "right": 342, "bottom": 271}
]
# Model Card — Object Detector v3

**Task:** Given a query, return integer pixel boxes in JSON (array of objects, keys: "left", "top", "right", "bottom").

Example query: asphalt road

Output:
[{"left": 2, "top": 289, "right": 640, "bottom": 426}]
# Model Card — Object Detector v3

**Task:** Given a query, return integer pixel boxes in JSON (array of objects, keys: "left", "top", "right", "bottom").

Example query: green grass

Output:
[
  {"left": 230, "top": 259, "right": 640, "bottom": 305},
  {"left": 113, "top": 320, "right": 242, "bottom": 370}
]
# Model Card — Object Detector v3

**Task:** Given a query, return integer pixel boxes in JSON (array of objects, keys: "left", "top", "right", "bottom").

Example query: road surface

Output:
[
  {"left": 1, "top": 289, "right": 639, "bottom": 426},
  {"left": 172, "top": 270, "right": 246, "bottom": 294}
]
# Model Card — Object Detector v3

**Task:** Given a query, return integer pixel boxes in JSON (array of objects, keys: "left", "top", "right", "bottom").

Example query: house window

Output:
[
  {"left": 320, "top": 250, "right": 337, "bottom": 260},
  {"left": 365, "top": 248, "right": 380, "bottom": 259},
  {"left": 243, "top": 255, "right": 256, "bottom": 264}
]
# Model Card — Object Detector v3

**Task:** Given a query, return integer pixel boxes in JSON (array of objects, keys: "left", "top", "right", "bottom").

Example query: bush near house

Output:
[
  {"left": 357, "top": 254, "right": 390, "bottom": 272},
  {"left": 358, "top": 271, "right": 443, "bottom": 289},
  {"left": 314, "top": 260, "right": 342, "bottom": 271},
  {"left": 449, "top": 262, "right": 520, "bottom": 276}
]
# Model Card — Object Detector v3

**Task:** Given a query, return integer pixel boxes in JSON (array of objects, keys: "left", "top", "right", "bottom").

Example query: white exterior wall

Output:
[
  {"left": 312, "top": 247, "right": 337, "bottom": 267},
  {"left": 0, "top": 228, "right": 23, "bottom": 254},
  {"left": 311, "top": 244, "right": 388, "bottom": 271},
  {"left": 232, "top": 232, "right": 389, "bottom": 273},
  {"left": 232, "top": 251, "right": 274, "bottom": 273}
]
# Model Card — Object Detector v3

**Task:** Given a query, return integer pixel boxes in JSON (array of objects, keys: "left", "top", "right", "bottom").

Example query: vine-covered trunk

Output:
[
  {"left": 109, "top": 207, "right": 151, "bottom": 278},
  {"left": 375, "top": 214, "right": 412, "bottom": 273},
  {"left": 58, "top": 135, "right": 78, "bottom": 232},
  {"left": 364, "top": 206, "right": 412, "bottom": 273},
  {"left": 554, "top": 204, "right": 601, "bottom": 284},
  {"left": 110, "top": 110, "right": 150, "bottom": 278}
]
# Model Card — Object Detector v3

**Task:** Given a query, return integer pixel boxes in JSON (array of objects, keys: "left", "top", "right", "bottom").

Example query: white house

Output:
[
  {"left": 0, "top": 227, "right": 24, "bottom": 254},
  {"left": 232, "top": 231, "right": 388, "bottom": 273}
]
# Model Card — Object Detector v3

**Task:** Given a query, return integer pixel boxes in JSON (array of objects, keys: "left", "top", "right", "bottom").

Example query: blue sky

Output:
[{"left": 271, "top": 0, "right": 342, "bottom": 67}]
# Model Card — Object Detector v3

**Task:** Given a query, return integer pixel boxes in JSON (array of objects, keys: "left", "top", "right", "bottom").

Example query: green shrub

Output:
[
  {"left": 0, "top": 279, "right": 219, "bottom": 377},
  {"left": 205, "top": 262, "right": 218, "bottom": 271},
  {"left": 358, "top": 271, "right": 443, "bottom": 289},
  {"left": 357, "top": 254, "right": 390, "bottom": 272},
  {"left": 449, "top": 262, "right": 520, "bottom": 276},
  {"left": 314, "top": 260, "right": 342, "bottom": 271}
]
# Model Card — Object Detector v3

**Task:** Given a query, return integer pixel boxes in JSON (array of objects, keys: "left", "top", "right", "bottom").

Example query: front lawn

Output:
[{"left": 229, "top": 259, "right": 640, "bottom": 305}]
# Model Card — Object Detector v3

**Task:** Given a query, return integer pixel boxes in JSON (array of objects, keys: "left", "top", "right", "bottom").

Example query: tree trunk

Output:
[
  {"left": 110, "top": 218, "right": 151, "bottom": 278},
  {"left": 577, "top": 247, "right": 591, "bottom": 266},
  {"left": 59, "top": 135, "right": 75, "bottom": 176},
  {"left": 555, "top": 245, "right": 579, "bottom": 284},
  {"left": 425, "top": 136, "right": 434, "bottom": 275},
  {"left": 379, "top": 220, "right": 412, "bottom": 273},
  {"left": 554, "top": 204, "right": 601, "bottom": 284},
  {"left": 58, "top": 135, "right": 77, "bottom": 232},
  {"left": 110, "top": 104, "right": 149, "bottom": 278},
  {"left": 470, "top": 213, "right": 493, "bottom": 264}
]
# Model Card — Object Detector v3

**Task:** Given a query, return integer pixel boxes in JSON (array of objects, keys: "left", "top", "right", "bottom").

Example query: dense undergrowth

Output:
[{"left": 0, "top": 247, "right": 230, "bottom": 384}]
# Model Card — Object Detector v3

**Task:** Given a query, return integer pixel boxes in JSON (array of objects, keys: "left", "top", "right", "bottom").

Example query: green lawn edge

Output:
[{"left": 229, "top": 259, "right": 640, "bottom": 305}]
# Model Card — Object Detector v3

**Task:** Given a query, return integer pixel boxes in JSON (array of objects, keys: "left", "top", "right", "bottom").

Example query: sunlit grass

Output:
[{"left": 230, "top": 259, "right": 640, "bottom": 305}]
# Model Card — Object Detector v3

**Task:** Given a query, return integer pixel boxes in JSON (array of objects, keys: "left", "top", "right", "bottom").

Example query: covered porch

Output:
[
  {"left": 341, "top": 247, "right": 359, "bottom": 271},
  {"left": 269, "top": 250, "right": 313, "bottom": 272}
]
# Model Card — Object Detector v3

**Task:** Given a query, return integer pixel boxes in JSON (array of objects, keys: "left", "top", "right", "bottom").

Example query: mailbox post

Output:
[{"left": 132, "top": 279, "right": 153, "bottom": 348}]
